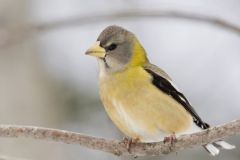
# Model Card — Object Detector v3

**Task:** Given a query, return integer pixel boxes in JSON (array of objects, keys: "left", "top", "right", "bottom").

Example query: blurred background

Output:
[{"left": 0, "top": 0, "right": 239, "bottom": 160}]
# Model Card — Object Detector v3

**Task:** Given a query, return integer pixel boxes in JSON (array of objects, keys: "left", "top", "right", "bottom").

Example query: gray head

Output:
[{"left": 85, "top": 25, "right": 148, "bottom": 74}]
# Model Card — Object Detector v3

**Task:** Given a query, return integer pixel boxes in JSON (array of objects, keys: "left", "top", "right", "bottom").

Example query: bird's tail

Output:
[{"left": 204, "top": 140, "right": 235, "bottom": 156}]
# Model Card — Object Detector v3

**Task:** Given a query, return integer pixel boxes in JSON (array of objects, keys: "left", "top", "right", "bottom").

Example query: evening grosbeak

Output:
[{"left": 85, "top": 25, "right": 235, "bottom": 156}]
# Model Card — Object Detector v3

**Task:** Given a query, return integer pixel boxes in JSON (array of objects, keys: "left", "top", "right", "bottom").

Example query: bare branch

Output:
[
  {"left": 1, "top": 10, "right": 240, "bottom": 48},
  {"left": 0, "top": 119, "right": 239, "bottom": 156}
]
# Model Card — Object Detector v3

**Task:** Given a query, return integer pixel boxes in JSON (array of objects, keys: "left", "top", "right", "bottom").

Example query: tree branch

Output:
[
  {"left": 1, "top": 9, "right": 240, "bottom": 48},
  {"left": 0, "top": 119, "right": 239, "bottom": 156}
]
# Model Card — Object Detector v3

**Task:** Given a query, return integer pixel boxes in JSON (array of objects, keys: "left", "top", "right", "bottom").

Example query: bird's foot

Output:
[
  {"left": 163, "top": 134, "right": 177, "bottom": 145},
  {"left": 122, "top": 137, "right": 140, "bottom": 152}
]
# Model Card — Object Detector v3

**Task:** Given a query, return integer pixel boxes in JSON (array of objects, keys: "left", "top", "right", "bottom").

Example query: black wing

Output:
[{"left": 145, "top": 68, "right": 209, "bottom": 129}]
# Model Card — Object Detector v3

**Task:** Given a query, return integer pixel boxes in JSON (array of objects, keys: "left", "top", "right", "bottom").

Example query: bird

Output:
[{"left": 85, "top": 25, "right": 235, "bottom": 156}]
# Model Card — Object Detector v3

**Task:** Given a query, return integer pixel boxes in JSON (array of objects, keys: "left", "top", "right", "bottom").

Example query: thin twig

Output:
[
  {"left": 0, "top": 10, "right": 240, "bottom": 48},
  {"left": 0, "top": 119, "right": 239, "bottom": 156}
]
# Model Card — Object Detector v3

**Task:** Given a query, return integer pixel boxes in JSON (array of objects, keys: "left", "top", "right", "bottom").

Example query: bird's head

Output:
[{"left": 85, "top": 25, "right": 148, "bottom": 74}]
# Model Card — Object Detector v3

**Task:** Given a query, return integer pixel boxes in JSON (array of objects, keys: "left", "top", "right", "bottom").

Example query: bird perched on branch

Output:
[{"left": 85, "top": 25, "right": 235, "bottom": 156}]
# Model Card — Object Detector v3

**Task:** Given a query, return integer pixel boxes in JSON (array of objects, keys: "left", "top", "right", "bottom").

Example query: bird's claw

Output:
[
  {"left": 163, "top": 134, "right": 177, "bottom": 145},
  {"left": 122, "top": 137, "right": 139, "bottom": 153}
]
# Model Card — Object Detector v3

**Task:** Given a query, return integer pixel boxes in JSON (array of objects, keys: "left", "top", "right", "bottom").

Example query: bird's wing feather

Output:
[{"left": 144, "top": 63, "right": 209, "bottom": 129}]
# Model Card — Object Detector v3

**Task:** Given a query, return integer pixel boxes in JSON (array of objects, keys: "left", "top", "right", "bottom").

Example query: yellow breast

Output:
[{"left": 99, "top": 66, "right": 192, "bottom": 142}]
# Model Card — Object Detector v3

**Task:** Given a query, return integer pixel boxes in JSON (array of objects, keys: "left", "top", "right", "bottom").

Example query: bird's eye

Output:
[{"left": 106, "top": 43, "right": 117, "bottom": 51}]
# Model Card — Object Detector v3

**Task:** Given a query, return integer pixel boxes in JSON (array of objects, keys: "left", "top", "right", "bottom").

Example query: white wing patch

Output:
[{"left": 169, "top": 79, "right": 181, "bottom": 91}]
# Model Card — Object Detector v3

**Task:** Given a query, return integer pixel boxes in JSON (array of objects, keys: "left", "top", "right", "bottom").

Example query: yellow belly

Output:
[{"left": 99, "top": 67, "right": 192, "bottom": 142}]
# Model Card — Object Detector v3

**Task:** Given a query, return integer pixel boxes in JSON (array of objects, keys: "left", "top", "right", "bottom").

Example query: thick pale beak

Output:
[{"left": 85, "top": 41, "right": 106, "bottom": 58}]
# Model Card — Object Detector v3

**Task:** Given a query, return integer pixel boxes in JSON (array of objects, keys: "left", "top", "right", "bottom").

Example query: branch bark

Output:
[
  {"left": 1, "top": 9, "right": 240, "bottom": 48},
  {"left": 0, "top": 119, "right": 239, "bottom": 156}
]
